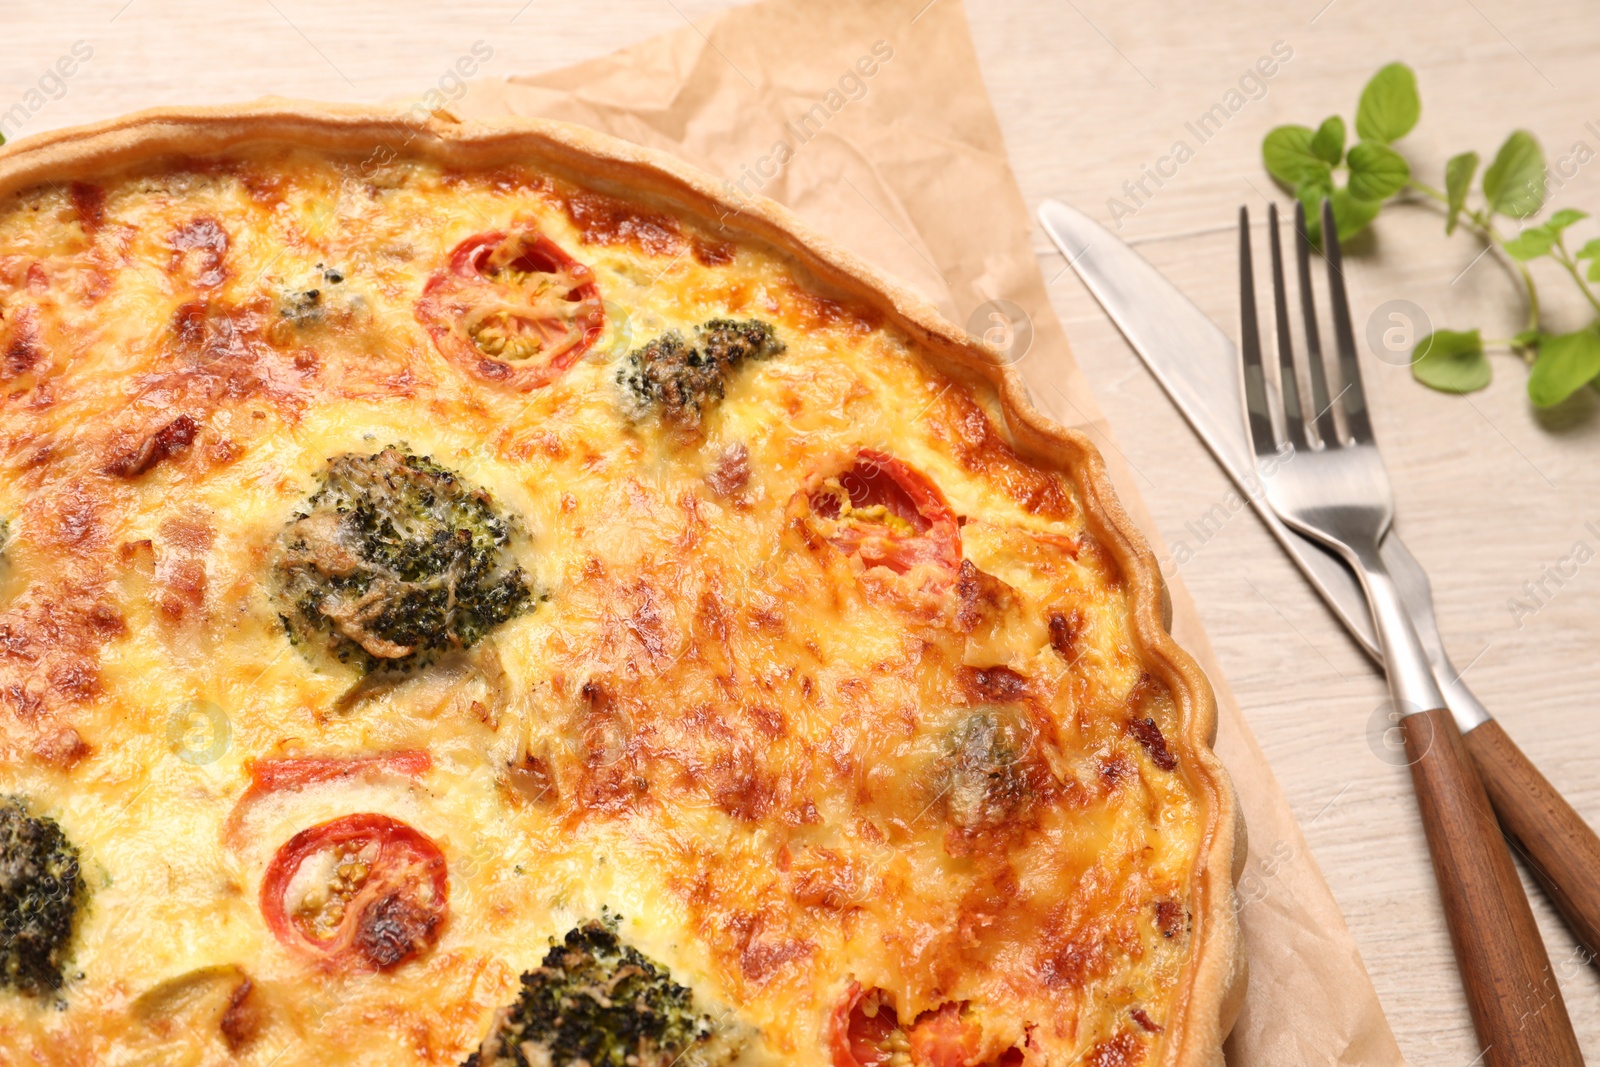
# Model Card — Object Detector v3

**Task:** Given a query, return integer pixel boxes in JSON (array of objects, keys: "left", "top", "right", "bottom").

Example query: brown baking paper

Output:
[{"left": 439, "top": 0, "right": 1405, "bottom": 1061}]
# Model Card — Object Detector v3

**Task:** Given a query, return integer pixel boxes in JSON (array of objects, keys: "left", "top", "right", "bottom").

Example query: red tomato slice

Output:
[
  {"left": 830, "top": 986, "right": 1015, "bottom": 1067},
  {"left": 830, "top": 982, "right": 902, "bottom": 1067},
  {"left": 260, "top": 813, "right": 448, "bottom": 972},
  {"left": 223, "top": 751, "right": 431, "bottom": 844},
  {"left": 415, "top": 225, "right": 604, "bottom": 390},
  {"left": 245, "top": 751, "right": 432, "bottom": 798},
  {"left": 804, "top": 449, "right": 961, "bottom": 580},
  {"left": 906, "top": 1003, "right": 987, "bottom": 1067}
]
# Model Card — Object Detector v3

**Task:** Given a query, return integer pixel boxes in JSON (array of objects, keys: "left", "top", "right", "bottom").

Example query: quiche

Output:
[{"left": 0, "top": 104, "right": 1244, "bottom": 1067}]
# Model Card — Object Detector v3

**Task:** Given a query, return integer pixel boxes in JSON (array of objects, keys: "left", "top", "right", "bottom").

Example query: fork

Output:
[{"left": 1239, "top": 200, "right": 1584, "bottom": 1067}]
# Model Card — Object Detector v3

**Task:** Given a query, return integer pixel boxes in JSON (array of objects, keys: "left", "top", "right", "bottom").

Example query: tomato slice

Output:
[
  {"left": 830, "top": 983, "right": 902, "bottom": 1067},
  {"left": 905, "top": 1003, "right": 986, "bottom": 1067},
  {"left": 415, "top": 225, "right": 604, "bottom": 390},
  {"left": 803, "top": 449, "right": 961, "bottom": 581},
  {"left": 242, "top": 751, "right": 432, "bottom": 802},
  {"left": 224, "top": 751, "right": 431, "bottom": 844},
  {"left": 260, "top": 813, "right": 448, "bottom": 972},
  {"left": 830, "top": 986, "right": 1013, "bottom": 1067}
]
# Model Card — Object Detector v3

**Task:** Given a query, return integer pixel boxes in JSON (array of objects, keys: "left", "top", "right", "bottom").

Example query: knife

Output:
[{"left": 1039, "top": 198, "right": 1600, "bottom": 958}]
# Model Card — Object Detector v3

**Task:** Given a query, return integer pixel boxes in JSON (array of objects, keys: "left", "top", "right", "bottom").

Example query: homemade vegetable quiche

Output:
[{"left": 0, "top": 104, "right": 1243, "bottom": 1067}]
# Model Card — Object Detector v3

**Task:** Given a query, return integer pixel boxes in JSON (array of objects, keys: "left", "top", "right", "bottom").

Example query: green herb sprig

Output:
[{"left": 1262, "top": 63, "right": 1600, "bottom": 407}]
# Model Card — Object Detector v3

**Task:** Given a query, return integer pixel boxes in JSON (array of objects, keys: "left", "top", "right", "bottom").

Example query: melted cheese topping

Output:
[{"left": 0, "top": 149, "right": 1203, "bottom": 1067}]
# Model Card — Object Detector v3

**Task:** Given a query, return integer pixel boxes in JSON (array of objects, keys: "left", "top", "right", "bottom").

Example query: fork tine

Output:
[
  {"left": 1321, "top": 199, "right": 1374, "bottom": 445},
  {"left": 1267, "top": 203, "right": 1306, "bottom": 452},
  {"left": 1294, "top": 201, "right": 1339, "bottom": 446},
  {"left": 1238, "top": 206, "right": 1278, "bottom": 460}
]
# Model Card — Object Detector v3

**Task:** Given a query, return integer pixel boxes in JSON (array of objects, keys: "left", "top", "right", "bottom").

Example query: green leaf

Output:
[
  {"left": 1571, "top": 238, "right": 1600, "bottom": 279},
  {"left": 1527, "top": 327, "right": 1600, "bottom": 406},
  {"left": 1504, "top": 227, "right": 1559, "bottom": 260},
  {"left": 1330, "top": 187, "right": 1382, "bottom": 240},
  {"left": 1295, "top": 165, "right": 1337, "bottom": 244},
  {"left": 1297, "top": 177, "right": 1380, "bottom": 246},
  {"left": 1297, "top": 163, "right": 1335, "bottom": 202},
  {"left": 1346, "top": 142, "right": 1410, "bottom": 200},
  {"left": 1355, "top": 63, "right": 1420, "bottom": 144},
  {"left": 1502, "top": 209, "right": 1589, "bottom": 260},
  {"left": 1310, "top": 116, "right": 1346, "bottom": 165},
  {"left": 1444, "top": 151, "right": 1478, "bottom": 235},
  {"left": 1512, "top": 329, "right": 1543, "bottom": 349},
  {"left": 1482, "top": 130, "right": 1546, "bottom": 218},
  {"left": 1412, "top": 328, "right": 1490, "bottom": 393},
  {"left": 1264, "top": 125, "right": 1322, "bottom": 187}
]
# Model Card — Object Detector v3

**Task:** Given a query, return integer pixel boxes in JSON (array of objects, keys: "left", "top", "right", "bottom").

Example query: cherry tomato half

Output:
[
  {"left": 802, "top": 449, "right": 961, "bottom": 581},
  {"left": 260, "top": 813, "right": 448, "bottom": 972},
  {"left": 829, "top": 982, "right": 902, "bottom": 1067},
  {"left": 830, "top": 985, "right": 1015, "bottom": 1067},
  {"left": 223, "top": 751, "right": 431, "bottom": 845},
  {"left": 415, "top": 225, "right": 604, "bottom": 390}
]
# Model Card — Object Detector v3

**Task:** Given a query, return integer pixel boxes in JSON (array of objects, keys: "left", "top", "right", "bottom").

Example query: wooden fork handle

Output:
[
  {"left": 1465, "top": 717, "right": 1600, "bottom": 958},
  {"left": 1404, "top": 707, "right": 1584, "bottom": 1067}
]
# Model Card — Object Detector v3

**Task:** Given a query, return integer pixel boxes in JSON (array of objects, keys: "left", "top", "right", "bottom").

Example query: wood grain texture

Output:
[
  {"left": 1467, "top": 718, "right": 1600, "bottom": 959},
  {"left": 1404, "top": 707, "right": 1584, "bottom": 1066},
  {"left": 3, "top": 1, "right": 1599, "bottom": 1063}
]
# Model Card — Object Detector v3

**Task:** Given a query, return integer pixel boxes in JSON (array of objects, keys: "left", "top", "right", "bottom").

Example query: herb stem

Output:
[
  {"left": 1482, "top": 338, "right": 1540, "bottom": 364},
  {"left": 1518, "top": 262, "right": 1542, "bottom": 332},
  {"left": 1551, "top": 239, "right": 1600, "bottom": 318},
  {"left": 1406, "top": 178, "right": 1448, "bottom": 204},
  {"left": 1471, "top": 211, "right": 1543, "bottom": 332}
]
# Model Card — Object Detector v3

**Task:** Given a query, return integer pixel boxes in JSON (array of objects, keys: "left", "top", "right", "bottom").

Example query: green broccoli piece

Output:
[
  {"left": 465, "top": 917, "right": 729, "bottom": 1067},
  {"left": 942, "top": 708, "right": 1034, "bottom": 833},
  {"left": 272, "top": 448, "right": 533, "bottom": 674},
  {"left": 275, "top": 264, "right": 353, "bottom": 330},
  {"left": 616, "top": 318, "right": 784, "bottom": 429},
  {"left": 0, "top": 796, "right": 84, "bottom": 997},
  {"left": 697, "top": 318, "right": 785, "bottom": 368}
]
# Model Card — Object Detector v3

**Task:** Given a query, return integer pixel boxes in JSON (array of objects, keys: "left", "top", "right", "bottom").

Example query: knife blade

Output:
[
  {"left": 1035, "top": 198, "right": 1487, "bottom": 730},
  {"left": 1037, "top": 197, "right": 1600, "bottom": 959}
]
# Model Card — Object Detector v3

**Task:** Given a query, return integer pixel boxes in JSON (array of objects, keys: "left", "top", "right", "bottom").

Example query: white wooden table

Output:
[{"left": 6, "top": 1, "right": 1599, "bottom": 1062}]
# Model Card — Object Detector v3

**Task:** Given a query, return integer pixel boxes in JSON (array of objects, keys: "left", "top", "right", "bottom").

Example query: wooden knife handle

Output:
[
  {"left": 1403, "top": 707, "right": 1584, "bottom": 1067},
  {"left": 1465, "top": 717, "right": 1600, "bottom": 958}
]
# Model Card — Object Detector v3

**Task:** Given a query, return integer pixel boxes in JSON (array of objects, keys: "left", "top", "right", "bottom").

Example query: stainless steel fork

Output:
[{"left": 1239, "top": 201, "right": 1584, "bottom": 1067}]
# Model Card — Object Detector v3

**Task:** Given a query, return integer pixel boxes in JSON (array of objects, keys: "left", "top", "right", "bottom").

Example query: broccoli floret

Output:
[
  {"left": 274, "top": 263, "right": 356, "bottom": 333},
  {"left": 278, "top": 286, "right": 323, "bottom": 327},
  {"left": 465, "top": 917, "right": 728, "bottom": 1067},
  {"left": 697, "top": 318, "right": 785, "bottom": 368},
  {"left": 272, "top": 448, "right": 533, "bottom": 674},
  {"left": 616, "top": 318, "right": 784, "bottom": 429},
  {"left": 0, "top": 796, "right": 84, "bottom": 997},
  {"left": 942, "top": 708, "right": 1033, "bottom": 833}
]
